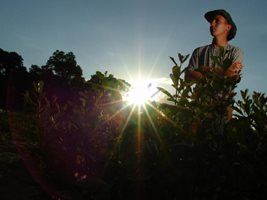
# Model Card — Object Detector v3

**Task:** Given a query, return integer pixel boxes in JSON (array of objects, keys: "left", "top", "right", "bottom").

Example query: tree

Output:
[
  {"left": 0, "top": 48, "right": 29, "bottom": 111},
  {"left": 43, "top": 50, "right": 84, "bottom": 84},
  {"left": 0, "top": 48, "right": 24, "bottom": 76}
]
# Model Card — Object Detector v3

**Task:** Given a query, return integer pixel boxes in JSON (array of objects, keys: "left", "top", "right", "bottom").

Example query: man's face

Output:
[{"left": 209, "top": 15, "right": 231, "bottom": 39}]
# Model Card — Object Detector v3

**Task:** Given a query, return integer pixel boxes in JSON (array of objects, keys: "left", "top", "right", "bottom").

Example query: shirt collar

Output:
[{"left": 211, "top": 43, "right": 230, "bottom": 50}]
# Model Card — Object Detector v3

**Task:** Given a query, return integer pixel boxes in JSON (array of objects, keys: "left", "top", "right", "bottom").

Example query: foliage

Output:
[
  {"left": 102, "top": 51, "right": 267, "bottom": 199},
  {"left": 151, "top": 51, "right": 267, "bottom": 199},
  {"left": 44, "top": 50, "right": 83, "bottom": 81},
  {"left": 0, "top": 48, "right": 31, "bottom": 110},
  {"left": 10, "top": 70, "right": 130, "bottom": 199},
  {"left": 1, "top": 48, "right": 267, "bottom": 199}
]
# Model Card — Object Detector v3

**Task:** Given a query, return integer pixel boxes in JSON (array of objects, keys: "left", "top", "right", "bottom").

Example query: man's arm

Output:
[
  {"left": 224, "top": 62, "right": 243, "bottom": 77},
  {"left": 185, "top": 68, "right": 204, "bottom": 81},
  {"left": 224, "top": 47, "right": 244, "bottom": 77},
  {"left": 185, "top": 48, "right": 204, "bottom": 81}
]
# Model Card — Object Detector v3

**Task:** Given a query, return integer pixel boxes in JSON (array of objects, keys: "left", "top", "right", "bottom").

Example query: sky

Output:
[{"left": 1, "top": 0, "right": 267, "bottom": 95}]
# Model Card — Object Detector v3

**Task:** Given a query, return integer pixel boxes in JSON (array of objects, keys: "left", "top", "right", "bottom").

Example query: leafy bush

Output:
[
  {"left": 103, "top": 51, "right": 267, "bottom": 200},
  {"left": 5, "top": 51, "right": 267, "bottom": 199},
  {"left": 9, "top": 71, "right": 130, "bottom": 199}
]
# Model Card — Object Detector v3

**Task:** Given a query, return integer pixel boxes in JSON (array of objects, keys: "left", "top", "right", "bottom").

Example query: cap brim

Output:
[{"left": 204, "top": 10, "right": 223, "bottom": 22}]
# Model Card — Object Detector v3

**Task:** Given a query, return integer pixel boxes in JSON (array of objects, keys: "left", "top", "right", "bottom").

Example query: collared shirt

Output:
[{"left": 187, "top": 43, "right": 243, "bottom": 70}]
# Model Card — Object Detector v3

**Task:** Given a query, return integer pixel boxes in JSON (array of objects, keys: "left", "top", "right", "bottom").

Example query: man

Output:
[
  {"left": 185, "top": 9, "right": 244, "bottom": 120},
  {"left": 185, "top": 9, "right": 243, "bottom": 81}
]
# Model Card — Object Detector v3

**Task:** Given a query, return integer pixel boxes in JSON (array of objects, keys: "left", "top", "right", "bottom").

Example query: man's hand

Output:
[
  {"left": 224, "top": 62, "right": 243, "bottom": 77},
  {"left": 185, "top": 69, "right": 204, "bottom": 81},
  {"left": 185, "top": 66, "right": 211, "bottom": 82}
]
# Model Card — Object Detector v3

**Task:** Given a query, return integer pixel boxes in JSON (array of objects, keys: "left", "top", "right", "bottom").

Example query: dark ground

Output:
[{"left": 0, "top": 130, "right": 50, "bottom": 200}]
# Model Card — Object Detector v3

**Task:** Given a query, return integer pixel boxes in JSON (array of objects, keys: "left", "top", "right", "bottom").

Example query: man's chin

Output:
[{"left": 210, "top": 32, "right": 215, "bottom": 37}]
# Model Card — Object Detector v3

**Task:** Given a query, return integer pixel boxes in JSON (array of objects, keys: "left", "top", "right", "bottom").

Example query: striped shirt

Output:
[{"left": 187, "top": 43, "right": 243, "bottom": 70}]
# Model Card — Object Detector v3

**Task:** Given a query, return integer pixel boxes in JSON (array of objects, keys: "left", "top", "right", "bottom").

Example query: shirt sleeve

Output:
[
  {"left": 232, "top": 47, "right": 244, "bottom": 64},
  {"left": 187, "top": 48, "right": 199, "bottom": 70}
]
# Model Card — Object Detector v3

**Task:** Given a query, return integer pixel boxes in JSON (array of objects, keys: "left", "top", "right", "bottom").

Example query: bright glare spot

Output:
[
  {"left": 123, "top": 79, "right": 162, "bottom": 105},
  {"left": 125, "top": 86, "right": 150, "bottom": 105}
]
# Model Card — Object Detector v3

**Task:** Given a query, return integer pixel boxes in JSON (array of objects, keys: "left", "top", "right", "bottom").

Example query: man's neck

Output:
[{"left": 212, "top": 37, "right": 228, "bottom": 47}]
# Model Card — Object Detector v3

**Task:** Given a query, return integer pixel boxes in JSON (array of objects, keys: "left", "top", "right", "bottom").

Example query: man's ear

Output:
[{"left": 226, "top": 24, "right": 232, "bottom": 32}]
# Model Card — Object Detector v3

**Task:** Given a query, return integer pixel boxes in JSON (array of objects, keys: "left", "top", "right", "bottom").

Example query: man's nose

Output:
[
  {"left": 210, "top": 20, "right": 216, "bottom": 27},
  {"left": 210, "top": 19, "right": 216, "bottom": 27}
]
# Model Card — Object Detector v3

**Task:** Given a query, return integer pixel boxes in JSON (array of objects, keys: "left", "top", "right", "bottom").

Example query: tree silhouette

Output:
[
  {"left": 0, "top": 48, "right": 29, "bottom": 110},
  {"left": 43, "top": 50, "right": 84, "bottom": 84},
  {"left": 0, "top": 48, "right": 24, "bottom": 76}
]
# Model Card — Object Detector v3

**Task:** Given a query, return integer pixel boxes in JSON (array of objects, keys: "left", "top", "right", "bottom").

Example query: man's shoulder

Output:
[
  {"left": 227, "top": 44, "right": 243, "bottom": 53},
  {"left": 228, "top": 44, "right": 242, "bottom": 51},
  {"left": 192, "top": 44, "right": 243, "bottom": 56},
  {"left": 193, "top": 44, "right": 212, "bottom": 52},
  {"left": 227, "top": 44, "right": 244, "bottom": 63},
  {"left": 193, "top": 44, "right": 242, "bottom": 51},
  {"left": 191, "top": 44, "right": 212, "bottom": 55}
]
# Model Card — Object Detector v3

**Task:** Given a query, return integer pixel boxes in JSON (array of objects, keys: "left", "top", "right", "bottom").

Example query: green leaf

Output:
[
  {"left": 182, "top": 54, "right": 190, "bottom": 63},
  {"left": 232, "top": 105, "right": 243, "bottom": 115},
  {"left": 170, "top": 74, "right": 178, "bottom": 87},
  {"left": 96, "top": 71, "right": 104, "bottom": 78},
  {"left": 172, "top": 66, "right": 180, "bottom": 76},
  {"left": 241, "top": 89, "right": 249, "bottom": 100},
  {"left": 222, "top": 58, "right": 232, "bottom": 70},
  {"left": 178, "top": 53, "right": 184, "bottom": 63},
  {"left": 157, "top": 87, "right": 173, "bottom": 99},
  {"left": 169, "top": 56, "right": 178, "bottom": 66}
]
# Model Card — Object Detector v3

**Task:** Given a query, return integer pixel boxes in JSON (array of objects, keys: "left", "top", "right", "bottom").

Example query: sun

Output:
[
  {"left": 122, "top": 79, "right": 160, "bottom": 105},
  {"left": 125, "top": 84, "right": 150, "bottom": 105}
]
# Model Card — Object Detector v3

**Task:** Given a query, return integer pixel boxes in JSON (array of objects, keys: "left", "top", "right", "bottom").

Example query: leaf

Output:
[
  {"left": 96, "top": 71, "right": 104, "bottom": 78},
  {"left": 241, "top": 89, "right": 249, "bottom": 100},
  {"left": 178, "top": 53, "right": 184, "bottom": 63},
  {"left": 182, "top": 54, "right": 190, "bottom": 63},
  {"left": 222, "top": 58, "right": 232, "bottom": 70},
  {"left": 172, "top": 66, "right": 180, "bottom": 76},
  {"left": 232, "top": 105, "right": 243, "bottom": 115},
  {"left": 170, "top": 74, "right": 178, "bottom": 87},
  {"left": 157, "top": 87, "right": 173, "bottom": 99},
  {"left": 170, "top": 56, "right": 178, "bottom": 67},
  {"left": 167, "top": 97, "right": 175, "bottom": 102}
]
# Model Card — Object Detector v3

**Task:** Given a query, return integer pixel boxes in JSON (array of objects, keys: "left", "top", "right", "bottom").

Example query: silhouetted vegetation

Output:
[{"left": 0, "top": 48, "right": 266, "bottom": 200}]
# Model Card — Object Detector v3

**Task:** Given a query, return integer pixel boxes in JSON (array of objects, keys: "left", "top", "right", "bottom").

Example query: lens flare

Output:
[{"left": 123, "top": 79, "right": 160, "bottom": 105}]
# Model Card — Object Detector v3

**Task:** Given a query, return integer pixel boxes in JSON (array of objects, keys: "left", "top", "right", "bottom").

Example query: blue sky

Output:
[{"left": 1, "top": 0, "right": 267, "bottom": 95}]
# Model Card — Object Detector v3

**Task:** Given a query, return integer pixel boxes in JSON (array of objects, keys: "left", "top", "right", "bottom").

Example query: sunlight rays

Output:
[
  {"left": 136, "top": 104, "right": 142, "bottom": 159},
  {"left": 122, "top": 78, "right": 162, "bottom": 106},
  {"left": 119, "top": 104, "right": 137, "bottom": 137},
  {"left": 146, "top": 101, "right": 177, "bottom": 127},
  {"left": 142, "top": 104, "right": 160, "bottom": 141},
  {"left": 102, "top": 37, "right": 177, "bottom": 172}
]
